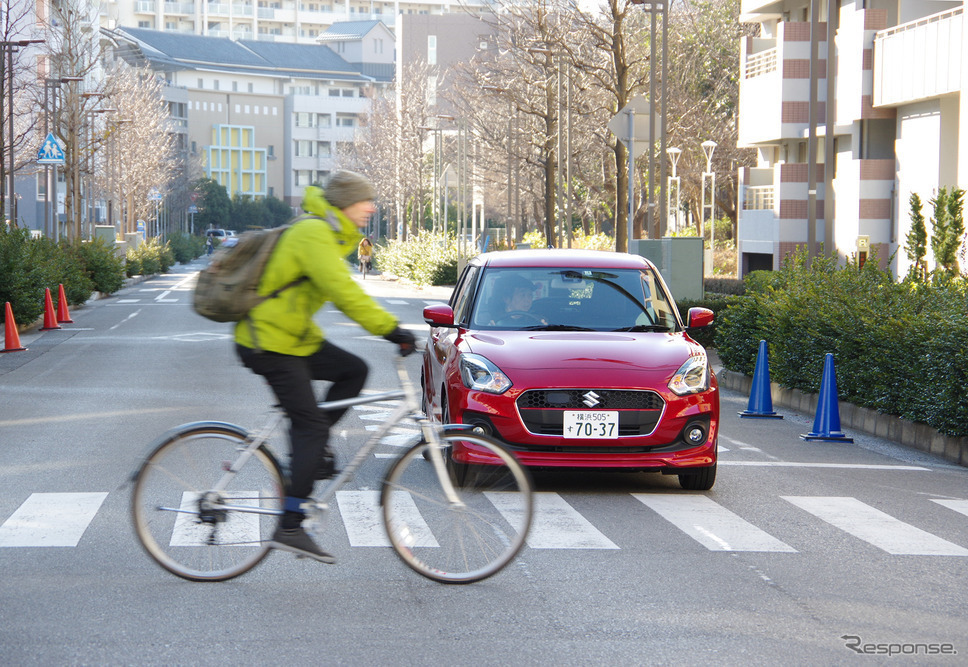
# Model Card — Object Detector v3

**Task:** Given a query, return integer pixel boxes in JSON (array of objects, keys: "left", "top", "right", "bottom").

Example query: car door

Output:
[{"left": 425, "top": 264, "right": 481, "bottom": 421}]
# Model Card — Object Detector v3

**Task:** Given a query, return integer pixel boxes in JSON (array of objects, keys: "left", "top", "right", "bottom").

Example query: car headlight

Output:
[
  {"left": 669, "top": 355, "right": 710, "bottom": 395},
  {"left": 459, "top": 354, "right": 512, "bottom": 394}
]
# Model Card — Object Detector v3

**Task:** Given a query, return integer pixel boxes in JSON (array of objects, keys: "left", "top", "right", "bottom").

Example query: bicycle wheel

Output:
[
  {"left": 131, "top": 423, "right": 284, "bottom": 582},
  {"left": 381, "top": 430, "right": 532, "bottom": 584}
]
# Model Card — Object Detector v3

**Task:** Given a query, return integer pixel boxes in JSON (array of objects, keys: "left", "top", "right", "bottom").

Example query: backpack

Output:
[{"left": 193, "top": 218, "right": 310, "bottom": 323}]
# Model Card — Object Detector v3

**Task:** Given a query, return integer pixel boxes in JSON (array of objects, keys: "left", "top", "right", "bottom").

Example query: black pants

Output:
[{"left": 237, "top": 341, "right": 368, "bottom": 524}]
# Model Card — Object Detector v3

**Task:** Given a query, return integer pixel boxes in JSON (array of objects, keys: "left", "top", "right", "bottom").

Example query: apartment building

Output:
[
  {"left": 109, "top": 25, "right": 390, "bottom": 207},
  {"left": 737, "top": 0, "right": 968, "bottom": 279},
  {"left": 100, "top": 0, "right": 490, "bottom": 44}
]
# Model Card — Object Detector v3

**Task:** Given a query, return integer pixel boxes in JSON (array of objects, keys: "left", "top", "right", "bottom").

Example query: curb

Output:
[{"left": 718, "top": 369, "right": 968, "bottom": 468}]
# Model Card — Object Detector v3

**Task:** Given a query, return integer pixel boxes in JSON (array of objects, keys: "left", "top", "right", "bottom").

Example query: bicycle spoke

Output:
[
  {"left": 132, "top": 427, "right": 283, "bottom": 582},
  {"left": 382, "top": 433, "right": 532, "bottom": 584}
]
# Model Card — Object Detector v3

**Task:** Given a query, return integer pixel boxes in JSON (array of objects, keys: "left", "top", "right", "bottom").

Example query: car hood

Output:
[{"left": 462, "top": 330, "right": 706, "bottom": 373}]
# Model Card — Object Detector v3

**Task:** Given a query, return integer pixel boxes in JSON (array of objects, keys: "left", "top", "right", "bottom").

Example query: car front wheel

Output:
[{"left": 678, "top": 462, "right": 716, "bottom": 491}]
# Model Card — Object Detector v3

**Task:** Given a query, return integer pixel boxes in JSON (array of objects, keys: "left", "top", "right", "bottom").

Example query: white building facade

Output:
[
  {"left": 100, "top": 0, "right": 489, "bottom": 44},
  {"left": 737, "top": 0, "right": 968, "bottom": 278}
]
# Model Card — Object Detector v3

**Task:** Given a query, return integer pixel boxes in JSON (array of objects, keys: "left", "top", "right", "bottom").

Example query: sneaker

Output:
[{"left": 270, "top": 526, "right": 336, "bottom": 564}]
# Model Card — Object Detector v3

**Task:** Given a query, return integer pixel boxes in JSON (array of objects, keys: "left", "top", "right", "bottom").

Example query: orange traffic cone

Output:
[
  {"left": 2, "top": 302, "right": 27, "bottom": 353},
  {"left": 56, "top": 284, "right": 74, "bottom": 323},
  {"left": 40, "top": 288, "right": 62, "bottom": 331}
]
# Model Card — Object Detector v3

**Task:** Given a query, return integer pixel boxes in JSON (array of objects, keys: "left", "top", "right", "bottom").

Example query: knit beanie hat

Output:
[{"left": 324, "top": 170, "right": 376, "bottom": 210}]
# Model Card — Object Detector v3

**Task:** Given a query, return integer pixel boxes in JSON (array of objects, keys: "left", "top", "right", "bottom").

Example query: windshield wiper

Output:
[
  {"left": 519, "top": 324, "right": 598, "bottom": 332},
  {"left": 613, "top": 324, "right": 672, "bottom": 332}
]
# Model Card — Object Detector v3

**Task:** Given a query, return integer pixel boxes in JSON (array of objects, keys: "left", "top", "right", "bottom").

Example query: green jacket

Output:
[{"left": 234, "top": 186, "right": 398, "bottom": 355}]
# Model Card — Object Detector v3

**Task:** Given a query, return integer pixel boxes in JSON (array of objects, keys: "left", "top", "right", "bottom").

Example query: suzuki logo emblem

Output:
[{"left": 582, "top": 391, "right": 600, "bottom": 408}]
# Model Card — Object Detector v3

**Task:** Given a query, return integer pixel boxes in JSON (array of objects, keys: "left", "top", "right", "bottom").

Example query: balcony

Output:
[
  {"left": 873, "top": 7, "right": 963, "bottom": 107},
  {"left": 738, "top": 22, "right": 826, "bottom": 146}
]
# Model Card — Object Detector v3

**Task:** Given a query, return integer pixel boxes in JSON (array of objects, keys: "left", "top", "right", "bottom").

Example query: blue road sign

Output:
[{"left": 37, "top": 133, "right": 65, "bottom": 165}]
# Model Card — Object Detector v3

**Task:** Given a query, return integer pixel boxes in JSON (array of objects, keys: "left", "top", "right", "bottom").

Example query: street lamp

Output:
[
  {"left": 0, "top": 38, "right": 44, "bottom": 226},
  {"left": 701, "top": 139, "right": 717, "bottom": 276},
  {"left": 86, "top": 106, "right": 115, "bottom": 238},
  {"left": 437, "top": 113, "right": 471, "bottom": 257},
  {"left": 483, "top": 85, "right": 518, "bottom": 248},
  {"left": 417, "top": 123, "right": 442, "bottom": 234},
  {"left": 666, "top": 147, "right": 681, "bottom": 234},
  {"left": 42, "top": 76, "right": 84, "bottom": 240}
]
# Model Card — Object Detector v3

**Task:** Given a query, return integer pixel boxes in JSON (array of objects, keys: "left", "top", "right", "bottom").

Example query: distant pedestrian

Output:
[{"left": 206, "top": 236, "right": 214, "bottom": 256}]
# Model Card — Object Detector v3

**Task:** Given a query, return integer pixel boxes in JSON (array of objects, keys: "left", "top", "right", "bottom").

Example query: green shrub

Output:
[
  {"left": 716, "top": 248, "right": 968, "bottom": 437},
  {"left": 70, "top": 238, "right": 125, "bottom": 295},
  {"left": 378, "top": 232, "right": 460, "bottom": 286},
  {"left": 703, "top": 277, "right": 745, "bottom": 296},
  {"left": 169, "top": 232, "right": 205, "bottom": 264},
  {"left": 0, "top": 226, "right": 45, "bottom": 325}
]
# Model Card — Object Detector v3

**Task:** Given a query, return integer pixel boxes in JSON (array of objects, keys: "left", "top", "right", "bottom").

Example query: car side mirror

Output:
[
  {"left": 686, "top": 307, "right": 715, "bottom": 329},
  {"left": 423, "top": 304, "right": 457, "bottom": 328}
]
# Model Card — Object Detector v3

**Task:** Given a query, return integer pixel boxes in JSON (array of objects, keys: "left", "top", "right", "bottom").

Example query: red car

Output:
[{"left": 421, "top": 249, "right": 719, "bottom": 490}]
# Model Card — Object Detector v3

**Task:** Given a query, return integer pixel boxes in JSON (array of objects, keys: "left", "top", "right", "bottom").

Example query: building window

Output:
[
  {"left": 428, "top": 35, "right": 437, "bottom": 65},
  {"left": 233, "top": 81, "right": 238, "bottom": 92},
  {"left": 342, "top": 89, "right": 354, "bottom": 97},
  {"left": 295, "top": 112, "right": 315, "bottom": 128},
  {"left": 294, "top": 140, "right": 315, "bottom": 157},
  {"left": 248, "top": 82, "right": 254, "bottom": 93},
  {"left": 317, "top": 113, "right": 331, "bottom": 128},
  {"left": 295, "top": 170, "right": 313, "bottom": 186},
  {"left": 198, "top": 78, "right": 203, "bottom": 88},
  {"left": 214, "top": 80, "right": 220, "bottom": 91},
  {"left": 318, "top": 141, "right": 331, "bottom": 156}
]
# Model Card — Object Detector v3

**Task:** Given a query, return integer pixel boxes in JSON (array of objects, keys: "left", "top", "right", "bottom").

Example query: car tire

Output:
[{"left": 678, "top": 462, "right": 716, "bottom": 491}]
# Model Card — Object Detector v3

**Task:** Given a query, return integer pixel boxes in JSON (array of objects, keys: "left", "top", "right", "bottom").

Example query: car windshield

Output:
[{"left": 469, "top": 267, "right": 680, "bottom": 332}]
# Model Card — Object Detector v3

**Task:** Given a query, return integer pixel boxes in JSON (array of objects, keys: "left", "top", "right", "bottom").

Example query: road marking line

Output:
[
  {"left": 171, "top": 492, "right": 262, "bottom": 546},
  {"left": 720, "top": 461, "right": 929, "bottom": 471},
  {"left": 109, "top": 310, "right": 141, "bottom": 330},
  {"left": 633, "top": 494, "right": 796, "bottom": 552},
  {"left": 930, "top": 498, "right": 968, "bottom": 518},
  {"left": 0, "top": 493, "right": 108, "bottom": 547},
  {"left": 782, "top": 496, "right": 968, "bottom": 556},
  {"left": 339, "top": 490, "right": 437, "bottom": 547},
  {"left": 386, "top": 299, "right": 409, "bottom": 305},
  {"left": 489, "top": 492, "right": 618, "bottom": 549}
]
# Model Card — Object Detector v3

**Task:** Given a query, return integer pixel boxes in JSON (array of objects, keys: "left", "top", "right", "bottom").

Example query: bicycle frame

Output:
[{"left": 206, "top": 355, "right": 462, "bottom": 518}]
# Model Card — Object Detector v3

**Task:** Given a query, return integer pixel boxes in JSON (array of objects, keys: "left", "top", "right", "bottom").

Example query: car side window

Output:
[{"left": 451, "top": 266, "right": 480, "bottom": 326}]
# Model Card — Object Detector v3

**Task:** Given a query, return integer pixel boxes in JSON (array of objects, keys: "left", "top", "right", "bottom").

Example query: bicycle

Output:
[
  {"left": 360, "top": 256, "right": 371, "bottom": 279},
  {"left": 131, "top": 352, "right": 533, "bottom": 584}
]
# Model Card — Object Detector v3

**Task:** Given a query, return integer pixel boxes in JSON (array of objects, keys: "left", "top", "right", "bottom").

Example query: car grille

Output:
[{"left": 516, "top": 389, "right": 665, "bottom": 437}]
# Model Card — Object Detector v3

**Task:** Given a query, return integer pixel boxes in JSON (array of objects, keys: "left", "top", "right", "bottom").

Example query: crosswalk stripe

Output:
[
  {"left": 782, "top": 496, "right": 968, "bottom": 556},
  {"left": 337, "top": 490, "right": 437, "bottom": 547},
  {"left": 0, "top": 493, "right": 108, "bottom": 547},
  {"left": 489, "top": 492, "right": 618, "bottom": 549},
  {"left": 633, "top": 494, "right": 796, "bottom": 552},
  {"left": 931, "top": 498, "right": 968, "bottom": 518}
]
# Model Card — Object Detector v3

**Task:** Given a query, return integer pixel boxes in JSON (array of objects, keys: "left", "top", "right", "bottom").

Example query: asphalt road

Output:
[{"left": 1, "top": 260, "right": 966, "bottom": 665}]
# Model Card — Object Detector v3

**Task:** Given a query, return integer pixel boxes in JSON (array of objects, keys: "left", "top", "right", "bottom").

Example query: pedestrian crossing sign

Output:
[{"left": 37, "top": 133, "right": 65, "bottom": 165}]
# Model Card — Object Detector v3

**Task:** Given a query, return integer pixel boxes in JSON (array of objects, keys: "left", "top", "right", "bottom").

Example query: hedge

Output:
[{"left": 715, "top": 250, "right": 968, "bottom": 437}]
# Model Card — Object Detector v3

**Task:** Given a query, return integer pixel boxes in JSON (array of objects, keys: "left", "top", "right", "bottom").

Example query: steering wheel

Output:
[{"left": 496, "top": 310, "right": 543, "bottom": 325}]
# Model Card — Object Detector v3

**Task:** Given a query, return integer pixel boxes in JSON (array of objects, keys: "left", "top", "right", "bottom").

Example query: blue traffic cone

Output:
[
  {"left": 801, "top": 353, "right": 853, "bottom": 442},
  {"left": 739, "top": 339, "right": 783, "bottom": 418}
]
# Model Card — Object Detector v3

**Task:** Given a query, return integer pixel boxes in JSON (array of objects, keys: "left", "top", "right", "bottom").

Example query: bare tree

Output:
[
  {"left": 102, "top": 64, "right": 176, "bottom": 234},
  {"left": 41, "top": 0, "right": 114, "bottom": 240},
  {"left": 0, "top": 0, "right": 43, "bottom": 225},
  {"left": 664, "top": 0, "right": 755, "bottom": 239}
]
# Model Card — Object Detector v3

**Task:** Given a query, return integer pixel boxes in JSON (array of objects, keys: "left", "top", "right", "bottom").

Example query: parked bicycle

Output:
[{"left": 131, "top": 353, "right": 533, "bottom": 584}]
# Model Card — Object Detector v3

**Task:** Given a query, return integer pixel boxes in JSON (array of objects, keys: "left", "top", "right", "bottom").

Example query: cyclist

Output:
[
  {"left": 235, "top": 170, "right": 416, "bottom": 563},
  {"left": 357, "top": 236, "right": 373, "bottom": 274}
]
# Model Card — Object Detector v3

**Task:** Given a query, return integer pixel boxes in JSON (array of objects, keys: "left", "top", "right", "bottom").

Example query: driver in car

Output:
[{"left": 490, "top": 274, "right": 547, "bottom": 325}]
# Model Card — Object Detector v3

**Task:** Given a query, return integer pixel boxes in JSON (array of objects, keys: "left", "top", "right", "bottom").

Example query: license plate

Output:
[{"left": 562, "top": 411, "right": 619, "bottom": 439}]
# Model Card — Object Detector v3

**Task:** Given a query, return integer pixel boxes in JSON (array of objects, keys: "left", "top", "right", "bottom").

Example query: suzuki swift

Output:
[{"left": 421, "top": 249, "right": 719, "bottom": 490}]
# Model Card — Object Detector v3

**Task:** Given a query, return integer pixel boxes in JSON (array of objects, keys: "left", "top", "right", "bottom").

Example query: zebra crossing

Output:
[{"left": 2, "top": 488, "right": 966, "bottom": 557}]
